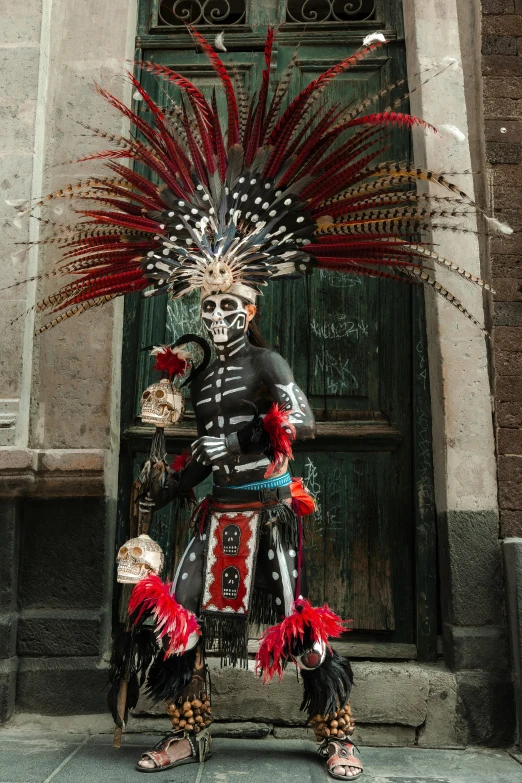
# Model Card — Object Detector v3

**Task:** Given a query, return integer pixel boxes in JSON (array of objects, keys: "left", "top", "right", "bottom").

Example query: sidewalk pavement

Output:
[{"left": 1, "top": 731, "right": 522, "bottom": 783}]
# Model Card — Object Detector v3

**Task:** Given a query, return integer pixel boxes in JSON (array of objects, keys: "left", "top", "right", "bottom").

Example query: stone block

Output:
[
  {"left": 487, "top": 142, "right": 522, "bottom": 165},
  {"left": 0, "top": 46, "right": 38, "bottom": 154},
  {"left": 437, "top": 511, "right": 503, "bottom": 628},
  {"left": 349, "top": 663, "right": 429, "bottom": 727},
  {"left": 499, "top": 480, "right": 522, "bottom": 510},
  {"left": 483, "top": 14, "right": 522, "bottom": 34},
  {"left": 494, "top": 302, "right": 522, "bottom": 326},
  {"left": 209, "top": 660, "right": 304, "bottom": 725},
  {"left": 503, "top": 538, "right": 522, "bottom": 747},
  {"left": 17, "top": 615, "right": 101, "bottom": 657},
  {"left": 500, "top": 510, "right": 522, "bottom": 537},
  {"left": 0, "top": 657, "right": 17, "bottom": 723},
  {"left": 484, "top": 81, "right": 522, "bottom": 101},
  {"left": 482, "top": 36, "right": 518, "bottom": 56},
  {"left": 491, "top": 254, "right": 522, "bottom": 277},
  {"left": 490, "top": 232, "right": 522, "bottom": 254},
  {"left": 482, "top": 0, "right": 515, "bottom": 12},
  {"left": 498, "top": 427, "right": 522, "bottom": 454},
  {"left": 273, "top": 726, "right": 315, "bottom": 740},
  {"left": 0, "top": 500, "right": 18, "bottom": 612},
  {"left": 212, "top": 722, "right": 272, "bottom": 738},
  {"left": 492, "top": 166, "right": 522, "bottom": 188},
  {"left": 417, "top": 665, "right": 462, "bottom": 748},
  {"left": 456, "top": 671, "right": 515, "bottom": 746},
  {"left": 494, "top": 327, "right": 522, "bottom": 351},
  {"left": 496, "top": 350, "right": 522, "bottom": 374},
  {"left": 493, "top": 278, "right": 522, "bottom": 302},
  {"left": 442, "top": 625, "right": 510, "bottom": 672},
  {"left": 19, "top": 498, "right": 106, "bottom": 610},
  {"left": 496, "top": 374, "right": 522, "bottom": 402},
  {"left": 16, "top": 657, "right": 109, "bottom": 714},
  {"left": 497, "top": 403, "right": 522, "bottom": 428},
  {"left": 0, "top": 0, "right": 43, "bottom": 44},
  {"left": 351, "top": 723, "right": 416, "bottom": 747},
  {"left": 498, "top": 456, "right": 522, "bottom": 482},
  {"left": 0, "top": 614, "right": 16, "bottom": 659},
  {"left": 482, "top": 54, "right": 522, "bottom": 76}
]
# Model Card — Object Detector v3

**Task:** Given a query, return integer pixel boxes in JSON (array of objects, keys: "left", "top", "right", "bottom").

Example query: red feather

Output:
[
  {"left": 189, "top": 26, "right": 239, "bottom": 147},
  {"left": 262, "top": 403, "right": 296, "bottom": 477},
  {"left": 153, "top": 346, "right": 189, "bottom": 379},
  {"left": 255, "top": 598, "right": 347, "bottom": 681},
  {"left": 129, "top": 574, "right": 200, "bottom": 657},
  {"left": 172, "top": 450, "right": 192, "bottom": 472},
  {"left": 346, "top": 112, "right": 437, "bottom": 133}
]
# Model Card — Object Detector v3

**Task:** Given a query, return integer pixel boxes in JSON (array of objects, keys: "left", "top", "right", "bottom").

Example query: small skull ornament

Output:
[
  {"left": 201, "top": 260, "right": 234, "bottom": 295},
  {"left": 222, "top": 524, "right": 241, "bottom": 555},
  {"left": 116, "top": 534, "right": 164, "bottom": 583},
  {"left": 222, "top": 566, "right": 240, "bottom": 600},
  {"left": 140, "top": 378, "right": 184, "bottom": 428}
]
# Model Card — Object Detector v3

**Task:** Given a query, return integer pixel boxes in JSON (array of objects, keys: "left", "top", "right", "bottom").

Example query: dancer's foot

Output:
[
  {"left": 327, "top": 738, "right": 363, "bottom": 778},
  {"left": 137, "top": 736, "right": 192, "bottom": 770}
]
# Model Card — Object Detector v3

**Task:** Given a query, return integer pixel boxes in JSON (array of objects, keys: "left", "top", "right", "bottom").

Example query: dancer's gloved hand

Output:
[{"left": 191, "top": 435, "right": 235, "bottom": 465}]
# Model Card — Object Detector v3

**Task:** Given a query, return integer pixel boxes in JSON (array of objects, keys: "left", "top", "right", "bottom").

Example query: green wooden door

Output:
[{"left": 117, "top": 0, "right": 438, "bottom": 661}]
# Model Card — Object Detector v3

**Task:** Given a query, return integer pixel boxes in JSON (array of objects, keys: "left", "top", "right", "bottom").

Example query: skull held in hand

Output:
[
  {"left": 116, "top": 534, "right": 164, "bottom": 583},
  {"left": 140, "top": 378, "right": 184, "bottom": 427}
]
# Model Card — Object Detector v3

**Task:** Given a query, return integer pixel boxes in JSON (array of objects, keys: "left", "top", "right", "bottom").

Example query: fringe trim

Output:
[
  {"left": 259, "top": 502, "right": 298, "bottom": 551},
  {"left": 203, "top": 614, "right": 249, "bottom": 668},
  {"left": 250, "top": 587, "right": 280, "bottom": 627}
]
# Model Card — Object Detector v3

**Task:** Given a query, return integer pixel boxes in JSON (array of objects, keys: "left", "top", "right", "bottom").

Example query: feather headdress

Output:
[{"left": 16, "top": 27, "right": 502, "bottom": 334}]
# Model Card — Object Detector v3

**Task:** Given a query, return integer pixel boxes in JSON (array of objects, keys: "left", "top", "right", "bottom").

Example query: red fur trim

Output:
[
  {"left": 172, "top": 450, "right": 192, "bottom": 472},
  {"left": 129, "top": 574, "right": 200, "bottom": 657},
  {"left": 255, "top": 598, "right": 347, "bottom": 681},
  {"left": 153, "top": 346, "right": 188, "bottom": 379},
  {"left": 262, "top": 403, "right": 296, "bottom": 477}
]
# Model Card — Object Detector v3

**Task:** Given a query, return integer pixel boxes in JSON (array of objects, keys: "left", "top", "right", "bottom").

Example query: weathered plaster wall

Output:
[
  {"left": 403, "top": 0, "right": 514, "bottom": 745},
  {"left": 0, "top": 0, "right": 137, "bottom": 722}
]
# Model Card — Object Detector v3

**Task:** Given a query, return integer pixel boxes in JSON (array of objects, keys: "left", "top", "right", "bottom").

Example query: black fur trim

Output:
[
  {"left": 259, "top": 502, "right": 298, "bottom": 551},
  {"left": 107, "top": 624, "right": 157, "bottom": 727},
  {"left": 145, "top": 647, "right": 198, "bottom": 703},
  {"left": 300, "top": 648, "right": 353, "bottom": 719}
]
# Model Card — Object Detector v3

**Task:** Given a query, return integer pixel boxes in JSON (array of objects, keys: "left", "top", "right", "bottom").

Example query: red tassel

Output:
[
  {"left": 262, "top": 403, "right": 296, "bottom": 477},
  {"left": 255, "top": 598, "right": 347, "bottom": 681},
  {"left": 129, "top": 574, "right": 200, "bottom": 657}
]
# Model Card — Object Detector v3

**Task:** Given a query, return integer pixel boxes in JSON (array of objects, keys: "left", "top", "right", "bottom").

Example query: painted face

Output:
[{"left": 201, "top": 294, "right": 248, "bottom": 345}]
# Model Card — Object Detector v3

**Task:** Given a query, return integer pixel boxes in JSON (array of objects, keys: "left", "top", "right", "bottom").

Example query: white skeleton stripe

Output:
[
  {"left": 218, "top": 416, "right": 224, "bottom": 427},
  {"left": 215, "top": 393, "right": 222, "bottom": 402},
  {"left": 205, "top": 372, "right": 214, "bottom": 379},
  {"left": 205, "top": 421, "right": 214, "bottom": 430},
  {"left": 235, "top": 458, "right": 270, "bottom": 472},
  {"left": 229, "top": 345, "right": 244, "bottom": 356},
  {"left": 223, "top": 386, "right": 247, "bottom": 396},
  {"left": 196, "top": 398, "right": 211, "bottom": 406},
  {"left": 227, "top": 366, "right": 242, "bottom": 371},
  {"left": 228, "top": 335, "right": 245, "bottom": 348},
  {"left": 216, "top": 379, "right": 222, "bottom": 388},
  {"left": 201, "top": 384, "right": 212, "bottom": 391},
  {"left": 229, "top": 415, "right": 253, "bottom": 424},
  {"left": 225, "top": 376, "right": 242, "bottom": 382}
]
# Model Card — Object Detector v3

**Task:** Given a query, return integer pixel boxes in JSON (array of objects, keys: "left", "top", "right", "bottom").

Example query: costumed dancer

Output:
[{"left": 10, "top": 26, "right": 507, "bottom": 780}]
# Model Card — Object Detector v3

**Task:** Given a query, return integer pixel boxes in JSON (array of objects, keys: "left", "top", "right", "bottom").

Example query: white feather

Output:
[
  {"left": 440, "top": 124, "right": 466, "bottom": 143},
  {"left": 13, "top": 216, "right": 23, "bottom": 229},
  {"left": 5, "top": 199, "right": 27, "bottom": 207},
  {"left": 363, "top": 32, "right": 387, "bottom": 46},
  {"left": 486, "top": 216, "right": 513, "bottom": 236},
  {"left": 214, "top": 31, "right": 227, "bottom": 52},
  {"left": 441, "top": 57, "right": 458, "bottom": 67},
  {"left": 133, "top": 90, "right": 143, "bottom": 101}
]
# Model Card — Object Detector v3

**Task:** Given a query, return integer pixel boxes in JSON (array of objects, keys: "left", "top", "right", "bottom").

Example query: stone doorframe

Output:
[{"left": 403, "top": 0, "right": 514, "bottom": 744}]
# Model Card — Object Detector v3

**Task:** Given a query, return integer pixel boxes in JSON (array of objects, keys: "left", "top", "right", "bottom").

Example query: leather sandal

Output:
[
  {"left": 324, "top": 738, "right": 363, "bottom": 779},
  {"left": 136, "top": 727, "right": 212, "bottom": 773}
]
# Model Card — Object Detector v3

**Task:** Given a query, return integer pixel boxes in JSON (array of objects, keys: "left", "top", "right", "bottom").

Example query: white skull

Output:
[
  {"left": 140, "top": 378, "right": 184, "bottom": 427},
  {"left": 116, "top": 534, "right": 164, "bottom": 584},
  {"left": 201, "top": 294, "right": 248, "bottom": 344}
]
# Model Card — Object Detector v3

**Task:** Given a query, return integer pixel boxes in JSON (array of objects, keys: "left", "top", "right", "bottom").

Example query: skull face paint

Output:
[{"left": 201, "top": 294, "right": 248, "bottom": 345}]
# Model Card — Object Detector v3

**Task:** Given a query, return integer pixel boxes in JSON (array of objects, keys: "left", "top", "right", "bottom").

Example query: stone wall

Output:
[
  {"left": 481, "top": 0, "right": 522, "bottom": 747},
  {"left": 0, "top": 0, "right": 138, "bottom": 722}
]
